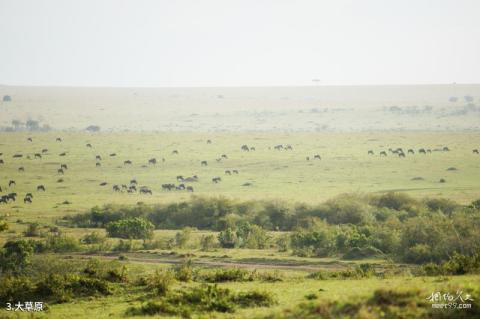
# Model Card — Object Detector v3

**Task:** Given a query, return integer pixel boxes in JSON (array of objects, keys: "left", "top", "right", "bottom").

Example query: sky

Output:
[{"left": 0, "top": 0, "right": 479, "bottom": 87}]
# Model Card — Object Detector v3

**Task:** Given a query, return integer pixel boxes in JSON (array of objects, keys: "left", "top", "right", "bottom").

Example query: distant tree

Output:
[
  {"left": 2, "top": 95, "right": 12, "bottom": 102},
  {"left": 449, "top": 96, "right": 458, "bottom": 103},
  {"left": 174, "top": 227, "right": 192, "bottom": 248},
  {"left": 11, "top": 119, "right": 23, "bottom": 130},
  {"left": 464, "top": 95, "right": 474, "bottom": 102},
  {"left": 106, "top": 217, "right": 154, "bottom": 239},
  {"left": 86, "top": 125, "right": 101, "bottom": 132},
  {"left": 200, "top": 234, "right": 217, "bottom": 251},
  {"left": 26, "top": 120, "right": 40, "bottom": 131},
  {"left": 0, "top": 220, "right": 8, "bottom": 232},
  {"left": 0, "top": 240, "right": 34, "bottom": 274}
]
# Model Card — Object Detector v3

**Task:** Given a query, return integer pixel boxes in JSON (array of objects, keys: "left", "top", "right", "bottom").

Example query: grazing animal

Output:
[
  {"left": 148, "top": 158, "right": 157, "bottom": 165},
  {"left": 380, "top": 151, "right": 387, "bottom": 156},
  {"left": 0, "top": 186, "right": 2, "bottom": 192},
  {"left": 398, "top": 152, "right": 406, "bottom": 158},
  {"left": 216, "top": 158, "right": 222, "bottom": 162},
  {"left": 186, "top": 186, "right": 194, "bottom": 192},
  {"left": 232, "top": 170, "right": 239, "bottom": 174},
  {"left": 130, "top": 179, "right": 138, "bottom": 185},
  {"left": 18, "top": 167, "right": 25, "bottom": 172},
  {"left": 58, "top": 169, "right": 64, "bottom": 174},
  {"left": 113, "top": 185, "right": 121, "bottom": 192},
  {"left": 86, "top": 143, "right": 92, "bottom": 148},
  {"left": 313, "top": 154, "right": 321, "bottom": 160},
  {"left": 56, "top": 137, "right": 62, "bottom": 142},
  {"left": 34, "top": 153, "right": 42, "bottom": 159},
  {"left": 121, "top": 184, "right": 128, "bottom": 190},
  {"left": 408, "top": 149, "right": 414, "bottom": 154},
  {"left": 368, "top": 150, "right": 374, "bottom": 155},
  {"left": 419, "top": 148, "right": 426, "bottom": 154},
  {"left": 201, "top": 160, "right": 208, "bottom": 166},
  {"left": 96, "top": 155, "right": 102, "bottom": 161},
  {"left": 184, "top": 176, "right": 198, "bottom": 182},
  {"left": 27, "top": 137, "right": 33, "bottom": 142},
  {"left": 8, "top": 193, "right": 17, "bottom": 201},
  {"left": 37, "top": 185, "right": 46, "bottom": 191},
  {"left": 61, "top": 164, "right": 68, "bottom": 170},
  {"left": 124, "top": 160, "right": 132, "bottom": 165},
  {"left": 25, "top": 193, "right": 33, "bottom": 199},
  {"left": 9, "top": 180, "right": 15, "bottom": 187},
  {"left": 306, "top": 156, "right": 310, "bottom": 161},
  {"left": 207, "top": 139, "right": 212, "bottom": 144},
  {"left": 13, "top": 154, "right": 23, "bottom": 158},
  {"left": 57, "top": 178, "right": 64, "bottom": 183},
  {"left": 129, "top": 185, "right": 137, "bottom": 192},
  {"left": 176, "top": 176, "right": 184, "bottom": 182},
  {"left": 139, "top": 187, "right": 152, "bottom": 194},
  {"left": 59, "top": 152, "right": 67, "bottom": 156},
  {"left": 274, "top": 145, "right": 283, "bottom": 150},
  {"left": 99, "top": 182, "right": 108, "bottom": 186},
  {"left": 241, "top": 145, "right": 250, "bottom": 152},
  {"left": 24, "top": 196, "right": 32, "bottom": 204},
  {"left": 0, "top": 159, "right": 4, "bottom": 164},
  {"left": 221, "top": 154, "right": 228, "bottom": 159},
  {"left": 285, "top": 145, "right": 293, "bottom": 150},
  {"left": 225, "top": 170, "right": 231, "bottom": 175},
  {"left": 473, "top": 149, "right": 479, "bottom": 154},
  {"left": 212, "top": 177, "right": 222, "bottom": 183},
  {"left": 176, "top": 184, "right": 185, "bottom": 190},
  {"left": 42, "top": 148, "right": 48, "bottom": 153},
  {"left": 250, "top": 147, "right": 256, "bottom": 151},
  {"left": 162, "top": 183, "right": 175, "bottom": 191},
  {"left": 443, "top": 146, "right": 450, "bottom": 152},
  {"left": 172, "top": 150, "right": 179, "bottom": 155},
  {"left": 110, "top": 153, "right": 116, "bottom": 157},
  {"left": 96, "top": 162, "right": 101, "bottom": 167}
]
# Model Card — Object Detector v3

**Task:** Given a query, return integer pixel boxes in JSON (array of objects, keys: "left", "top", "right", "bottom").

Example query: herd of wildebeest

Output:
[{"left": 0, "top": 136, "right": 479, "bottom": 206}]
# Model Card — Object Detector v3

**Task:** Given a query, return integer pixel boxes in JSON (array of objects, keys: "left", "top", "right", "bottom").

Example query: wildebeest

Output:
[
  {"left": 232, "top": 170, "right": 239, "bottom": 174},
  {"left": 139, "top": 187, "right": 152, "bottom": 194},
  {"left": 207, "top": 139, "right": 212, "bottom": 144},
  {"left": 59, "top": 152, "right": 67, "bottom": 157},
  {"left": 225, "top": 170, "right": 231, "bottom": 175},
  {"left": 419, "top": 148, "right": 426, "bottom": 154},
  {"left": 184, "top": 175, "right": 198, "bottom": 182},
  {"left": 57, "top": 168, "right": 64, "bottom": 174},
  {"left": 96, "top": 155, "right": 102, "bottom": 161},
  {"left": 176, "top": 175, "right": 184, "bottom": 182},
  {"left": 148, "top": 158, "right": 157, "bottom": 165},
  {"left": 473, "top": 149, "right": 479, "bottom": 154},
  {"left": 9, "top": 180, "right": 15, "bottom": 187},
  {"left": 110, "top": 153, "right": 117, "bottom": 157},
  {"left": 212, "top": 177, "right": 222, "bottom": 183},
  {"left": 130, "top": 179, "right": 138, "bottom": 185},
  {"left": 0, "top": 159, "right": 4, "bottom": 164},
  {"left": 86, "top": 143, "right": 92, "bottom": 148},
  {"left": 216, "top": 158, "right": 222, "bottom": 162},
  {"left": 42, "top": 148, "right": 48, "bottom": 154},
  {"left": 61, "top": 164, "right": 68, "bottom": 170},
  {"left": 129, "top": 185, "right": 137, "bottom": 192},
  {"left": 172, "top": 150, "right": 179, "bottom": 155},
  {"left": 25, "top": 193, "right": 33, "bottom": 199},
  {"left": 124, "top": 160, "right": 132, "bottom": 165},
  {"left": 96, "top": 162, "right": 101, "bottom": 167},
  {"left": 186, "top": 186, "right": 194, "bottom": 192},
  {"left": 221, "top": 154, "right": 228, "bottom": 159},
  {"left": 27, "top": 137, "right": 33, "bottom": 142},
  {"left": 99, "top": 182, "right": 108, "bottom": 186},
  {"left": 380, "top": 151, "right": 387, "bottom": 156},
  {"left": 443, "top": 146, "right": 450, "bottom": 152},
  {"left": 306, "top": 156, "right": 310, "bottom": 161},
  {"left": 285, "top": 145, "right": 293, "bottom": 150},
  {"left": 241, "top": 145, "right": 250, "bottom": 151},
  {"left": 24, "top": 196, "right": 32, "bottom": 204},
  {"left": 34, "top": 153, "right": 42, "bottom": 159},
  {"left": 121, "top": 184, "right": 128, "bottom": 190},
  {"left": 37, "top": 185, "right": 46, "bottom": 191},
  {"left": 407, "top": 149, "right": 414, "bottom": 154},
  {"left": 0, "top": 196, "right": 7, "bottom": 204},
  {"left": 13, "top": 154, "right": 23, "bottom": 158},
  {"left": 313, "top": 154, "right": 321, "bottom": 160},
  {"left": 274, "top": 145, "right": 283, "bottom": 150},
  {"left": 57, "top": 178, "right": 64, "bottom": 183},
  {"left": 201, "top": 160, "right": 208, "bottom": 166},
  {"left": 250, "top": 147, "right": 256, "bottom": 151},
  {"left": 113, "top": 185, "right": 121, "bottom": 192},
  {"left": 56, "top": 137, "right": 62, "bottom": 142},
  {"left": 18, "top": 167, "right": 25, "bottom": 172},
  {"left": 7, "top": 193, "right": 17, "bottom": 202},
  {"left": 398, "top": 152, "right": 406, "bottom": 158},
  {"left": 368, "top": 150, "right": 374, "bottom": 155},
  {"left": 162, "top": 183, "right": 175, "bottom": 191},
  {"left": 176, "top": 184, "right": 185, "bottom": 190}
]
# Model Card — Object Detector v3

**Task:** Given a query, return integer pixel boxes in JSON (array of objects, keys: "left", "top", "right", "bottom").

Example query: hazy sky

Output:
[{"left": 0, "top": 0, "right": 479, "bottom": 87}]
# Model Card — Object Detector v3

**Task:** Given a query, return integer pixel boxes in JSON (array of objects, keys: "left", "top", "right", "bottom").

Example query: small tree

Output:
[
  {"left": 175, "top": 227, "right": 192, "bottom": 248},
  {"left": 218, "top": 228, "right": 238, "bottom": 248},
  {"left": 200, "top": 234, "right": 217, "bottom": 251},
  {"left": 0, "top": 240, "right": 34, "bottom": 274},
  {"left": 86, "top": 125, "right": 101, "bottom": 132},
  {"left": 106, "top": 217, "right": 154, "bottom": 240}
]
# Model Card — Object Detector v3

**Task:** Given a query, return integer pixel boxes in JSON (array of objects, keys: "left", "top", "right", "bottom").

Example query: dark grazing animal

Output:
[
  {"left": 313, "top": 154, "right": 321, "bottom": 160},
  {"left": 212, "top": 177, "right": 222, "bottom": 183},
  {"left": 225, "top": 170, "right": 231, "bottom": 175},
  {"left": 172, "top": 150, "right": 179, "bottom": 154},
  {"left": 232, "top": 170, "right": 239, "bottom": 174},
  {"left": 99, "top": 182, "right": 108, "bottom": 186},
  {"left": 9, "top": 180, "right": 15, "bottom": 187},
  {"left": 176, "top": 176, "right": 184, "bottom": 182},
  {"left": 96, "top": 162, "right": 101, "bottom": 167},
  {"left": 124, "top": 160, "right": 132, "bottom": 165},
  {"left": 201, "top": 160, "right": 208, "bottom": 166},
  {"left": 221, "top": 154, "right": 228, "bottom": 159},
  {"left": 34, "top": 153, "right": 42, "bottom": 159},
  {"left": 86, "top": 143, "right": 92, "bottom": 148},
  {"left": 130, "top": 179, "right": 138, "bottom": 185},
  {"left": 380, "top": 151, "right": 387, "bottom": 156},
  {"left": 42, "top": 148, "right": 48, "bottom": 153},
  {"left": 60, "top": 164, "right": 68, "bottom": 170},
  {"left": 59, "top": 152, "right": 67, "bottom": 156},
  {"left": 241, "top": 145, "right": 250, "bottom": 151},
  {"left": 0, "top": 159, "right": 4, "bottom": 165},
  {"left": 110, "top": 153, "right": 116, "bottom": 157},
  {"left": 24, "top": 196, "right": 32, "bottom": 204},
  {"left": 419, "top": 148, "right": 426, "bottom": 154},
  {"left": 96, "top": 155, "right": 102, "bottom": 161},
  {"left": 37, "top": 185, "right": 46, "bottom": 191},
  {"left": 13, "top": 154, "right": 23, "bottom": 158},
  {"left": 407, "top": 149, "right": 414, "bottom": 154},
  {"left": 18, "top": 167, "right": 25, "bottom": 172},
  {"left": 162, "top": 183, "right": 175, "bottom": 191},
  {"left": 186, "top": 186, "right": 194, "bottom": 192},
  {"left": 443, "top": 146, "right": 450, "bottom": 152},
  {"left": 207, "top": 139, "right": 212, "bottom": 144},
  {"left": 56, "top": 137, "right": 62, "bottom": 142},
  {"left": 139, "top": 187, "right": 152, "bottom": 194},
  {"left": 113, "top": 185, "right": 121, "bottom": 192},
  {"left": 473, "top": 149, "right": 479, "bottom": 154},
  {"left": 368, "top": 150, "right": 374, "bottom": 155},
  {"left": 58, "top": 169, "right": 64, "bottom": 174},
  {"left": 27, "top": 137, "right": 33, "bottom": 142},
  {"left": 148, "top": 158, "right": 157, "bottom": 165}
]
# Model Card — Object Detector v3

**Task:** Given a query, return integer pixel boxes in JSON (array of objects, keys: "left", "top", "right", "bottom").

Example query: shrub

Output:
[
  {"left": 200, "top": 268, "right": 254, "bottom": 283},
  {"left": 234, "top": 290, "right": 277, "bottom": 307},
  {"left": 81, "top": 232, "right": 106, "bottom": 244},
  {"left": 46, "top": 235, "right": 82, "bottom": 253},
  {"left": 218, "top": 228, "right": 238, "bottom": 248},
  {"left": 0, "top": 275, "right": 36, "bottom": 301},
  {"left": 174, "top": 260, "right": 194, "bottom": 282},
  {"left": 200, "top": 234, "right": 217, "bottom": 251},
  {"left": 106, "top": 217, "right": 154, "bottom": 239},
  {"left": 174, "top": 227, "right": 192, "bottom": 248},
  {"left": 24, "top": 222, "right": 41, "bottom": 237},
  {"left": 147, "top": 269, "right": 175, "bottom": 296},
  {"left": 0, "top": 240, "right": 35, "bottom": 274}
]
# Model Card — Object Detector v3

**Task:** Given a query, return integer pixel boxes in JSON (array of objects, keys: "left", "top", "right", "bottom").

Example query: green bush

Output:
[
  {"left": 147, "top": 269, "right": 176, "bottom": 296},
  {"left": 200, "top": 268, "right": 255, "bottom": 283},
  {"left": 106, "top": 217, "right": 154, "bottom": 240},
  {"left": 200, "top": 234, "right": 217, "bottom": 251}
]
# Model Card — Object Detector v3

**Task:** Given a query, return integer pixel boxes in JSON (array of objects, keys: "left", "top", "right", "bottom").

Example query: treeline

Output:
[{"left": 63, "top": 193, "right": 480, "bottom": 264}]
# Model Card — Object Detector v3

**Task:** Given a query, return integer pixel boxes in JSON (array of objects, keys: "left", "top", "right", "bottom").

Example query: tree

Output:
[
  {"left": 175, "top": 227, "right": 192, "bottom": 248},
  {"left": 0, "top": 240, "right": 34, "bottom": 274},
  {"left": 86, "top": 125, "right": 101, "bottom": 132},
  {"left": 218, "top": 228, "right": 238, "bottom": 248},
  {"left": 200, "top": 234, "right": 217, "bottom": 251},
  {"left": 106, "top": 217, "right": 154, "bottom": 239}
]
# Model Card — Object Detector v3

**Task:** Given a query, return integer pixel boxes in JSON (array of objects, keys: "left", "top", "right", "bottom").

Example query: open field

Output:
[{"left": 1, "top": 131, "right": 479, "bottom": 224}]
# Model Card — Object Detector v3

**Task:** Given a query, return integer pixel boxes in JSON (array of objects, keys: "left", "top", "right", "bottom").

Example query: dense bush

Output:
[{"left": 106, "top": 217, "right": 154, "bottom": 239}]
